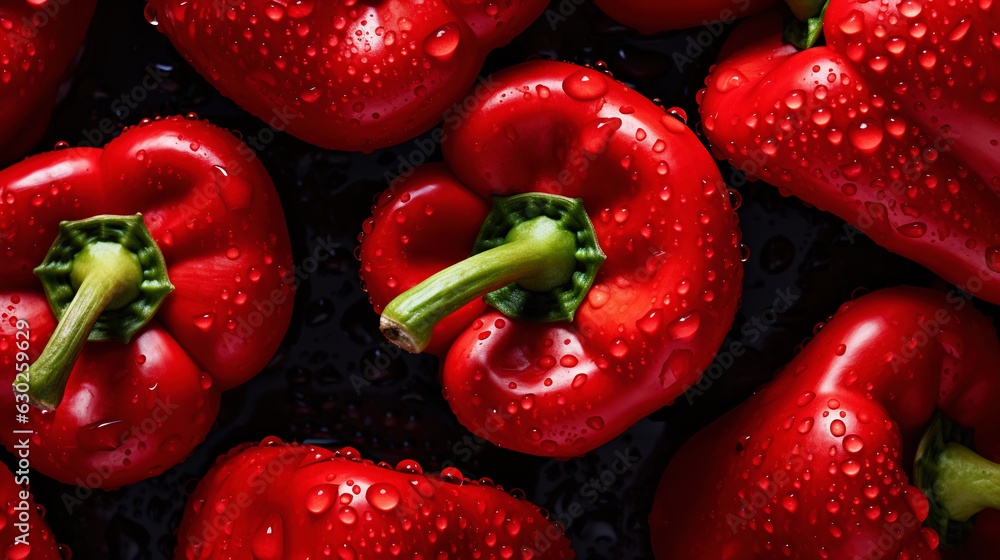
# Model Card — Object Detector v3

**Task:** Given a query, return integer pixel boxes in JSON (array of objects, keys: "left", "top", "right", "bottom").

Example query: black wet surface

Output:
[{"left": 4, "top": 1, "right": 992, "bottom": 559}]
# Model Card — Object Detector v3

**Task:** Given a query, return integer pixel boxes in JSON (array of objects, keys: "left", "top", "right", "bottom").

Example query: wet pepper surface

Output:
[{"left": 6, "top": 1, "right": 1000, "bottom": 559}]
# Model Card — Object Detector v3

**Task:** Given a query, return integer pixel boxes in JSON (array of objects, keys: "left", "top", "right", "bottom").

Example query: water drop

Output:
[
  {"left": 667, "top": 311, "right": 701, "bottom": 340},
  {"left": 811, "top": 109, "right": 832, "bottom": 126},
  {"left": 798, "top": 417, "right": 815, "bottom": 434},
  {"left": 986, "top": 246, "right": 1000, "bottom": 272},
  {"left": 263, "top": 1, "right": 285, "bottom": 21},
  {"left": 250, "top": 514, "right": 284, "bottom": 560},
  {"left": 306, "top": 485, "right": 336, "bottom": 514},
  {"left": 918, "top": 50, "right": 937, "bottom": 69},
  {"left": 580, "top": 118, "right": 622, "bottom": 154},
  {"left": 899, "top": 0, "right": 923, "bottom": 17},
  {"left": 287, "top": 0, "right": 314, "bottom": 18},
  {"left": 886, "top": 37, "right": 908, "bottom": 54},
  {"left": 77, "top": 420, "right": 127, "bottom": 452},
  {"left": 609, "top": 337, "right": 629, "bottom": 358},
  {"left": 884, "top": 115, "right": 907, "bottom": 137},
  {"left": 562, "top": 69, "right": 608, "bottom": 101},
  {"left": 423, "top": 23, "right": 461, "bottom": 58},
  {"left": 841, "top": 460, "right": 861, "bottom": 476},
  {"left": 300, "top": 88, "right": 321, "bottom": 103},
  {"left": 713, "top": 69, "right": 747, "bottom": 93},
  {"left": 782, "top": 494, "right": 799, "bottom": 513},
  {"left": 830, "top": 419, "right": 847, "bottom": 437},
  {"left": 637, "top": 309, "right": 663, "bottom": 334},
  {"left": 143, "top": 3, "right": 159, "bottom": 25},
  {"left": 194, "top": 313, "right": 216, "bottom": 331},
  {"left": 338, "top": 506, "right": 358, "bottom": 525},
  {"left": 783, "top": 90, "right": 805, "bottom": 109},
  {"left": 366, "top": 483, "right": 400, "bottom": 511},
  {"left": 848, "top": 121, "right": 884, "bottom": 151},
  {"left": 896, "top": 222, "right": 927, "bottom": 238},
  {"left": 948, "top": 18, "right": 971, "bottom": 41},
  {"left": 660, "top": 349, "right": 693, "bottom": 385},
  {"left": 159, "top": 435, "right": 183, "bottom": 453},
  {"left": 838, "top": 10, "right": 865, "bottom": 34}
]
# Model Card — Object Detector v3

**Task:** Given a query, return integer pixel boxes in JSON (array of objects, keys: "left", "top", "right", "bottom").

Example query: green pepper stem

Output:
[
  {"left": 380, "top": 216, "right": 577, "bottom": 353},
  {"left": 27, "top": 242, "right": 144, "bottom": 410},
  {"left": 928, "top": 443, "right": 1000, "bottom": 522}
]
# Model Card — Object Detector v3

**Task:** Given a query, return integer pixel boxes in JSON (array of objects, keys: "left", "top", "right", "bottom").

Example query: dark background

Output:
[{"left": 3, "top": 0, "right": 989, "bottom": 558}]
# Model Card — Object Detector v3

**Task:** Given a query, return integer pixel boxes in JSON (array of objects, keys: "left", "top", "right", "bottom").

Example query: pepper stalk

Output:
[
  {"left": 25, "top": 214, "right": 173, "bottom": 410},
  {"left": 915, "top": 413, "right": 1000, "bottom": 548},
  {"left": 380, "top": 193, "right": 606, "bottom": 354}
]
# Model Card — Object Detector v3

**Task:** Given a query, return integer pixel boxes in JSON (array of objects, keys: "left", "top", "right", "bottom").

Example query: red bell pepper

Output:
[
  {"left": 595, "top": 0, "right": 779, "bottom": 34},
  {"left": 146, "top": 0, "right": 548, "bottom": 152},
  {"left": 700, "top": 0, "right": 1000, "bottom": 303},
  {"left": 0, "top": 461, "right": 61, "bottom": 559},
  {"left": 0, "top": 116, "right": 294, "bottom": 488},
  {"left": 359, "top": 59, "right": 744, "bottom": 457},
  {"left": 649, "top": 287, "right": 1000, "bottom": 559},
  {"left": 0, "top": 0, "right": 97, "bottom": 162},
  {"left": 175, "top": 437, "right": 575, "bottom": 559}
]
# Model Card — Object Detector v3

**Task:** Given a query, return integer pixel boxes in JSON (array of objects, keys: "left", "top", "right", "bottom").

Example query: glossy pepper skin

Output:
[
  {"left": 0, "top": 0, "right": 97, "bottom": 162},
  {"left": 0, "top": 461, "right": 61, "bottom": 559},
  {"left": 595, "top": 0, "right": 778, "bottom": 34},
  {"left": 650, "top": 287, "right": 1000, "bottom": 559},
  {"left": 175, "top": 437, "right": 575, "bottom": 559},
  {"left": 359, "top": 60, "right": 744, "bottom": 457},
  {"left": 147, "top": 0, "right": 548, "bottom": 152},
  {"left": 0, "top": 116, "right": 294, "bottom": 488},
  {"left": 700, "top": 1, "right": 1000, "bottom": 303}
]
